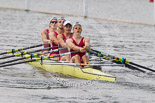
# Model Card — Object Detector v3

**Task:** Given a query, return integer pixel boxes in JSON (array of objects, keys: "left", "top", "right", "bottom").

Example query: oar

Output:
[
  {"left": 0, "top": 51, "right": 80, "bottom": 68},
  {"left": 129, "top": 62, "right": 155, "bottom": 72},
  {"left": 0, "top": 46, "right": 57, "bottom": 59},
  {"left": 88, "top": 49, "right": 150, "bottom": 73},
  {"left": 112, "top": 60, "right": 146, "bottom": 73},
  {"left": 90, "top": 49, "right": 155, "bottom": 73},
  {"left": 0, "top": 43, "right": 49, "bottom": 56},
  {"left": 0, "top": 47, "right": 66, "bottom": 65}
]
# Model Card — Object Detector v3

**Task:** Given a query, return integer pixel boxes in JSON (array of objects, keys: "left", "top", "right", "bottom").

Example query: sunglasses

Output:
[
  {"left": 74, "top": 26, "right": 82, "bottom": 30},
  {"left": 50, "top": 21, "right": 57, "bottom": 24},
  {"left": 58, "top": 20, "right": 65, "bottom": 23}
]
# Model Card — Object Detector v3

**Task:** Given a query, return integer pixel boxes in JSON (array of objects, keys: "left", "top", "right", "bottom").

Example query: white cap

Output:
[
  {"left": 63, "top": 21, "right": 72, "bottom": 26},
  {"left": 73, "top": 22, "right": 82, "bottom": 28},
  {"left": 50, "top": 17, "right": 57, "bottom": 22},
  {"left": 58, "top": 17, "right": 65, "bottom": 20}
]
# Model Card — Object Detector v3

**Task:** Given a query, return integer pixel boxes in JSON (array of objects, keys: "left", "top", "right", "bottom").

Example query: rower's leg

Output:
[
  {"left": 60, "top": 56, "right": 66, "bottom": 61},
  {"left": 82, "top": 55, "right": 89, "bottom": 64},
  {"left": 66, "top": 55, "right": 70, "bottom": 62},
  {"left": 60, "top": 55, "right": 70, "bottom": 62},
  {"left": 72, "top": 55, "right": 80, "bottom": 63}
]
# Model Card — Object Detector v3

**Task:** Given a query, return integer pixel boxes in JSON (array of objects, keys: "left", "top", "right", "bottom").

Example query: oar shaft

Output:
[
  {"left": 23, "top": 43, "right": 46, "bottom": 49},
  {"left": 28, "top": 46, "right": 57, "bottom": 54},
  {"left": 89, "top": 49, "right": 148, "bottom": 73},
  {"left": 0, "top": 46, "right": 56, "bottom": 60},
  {"left": 0, "top": 59, "right": 37, "bottom": 68},
  {"left": 0, "top": 50, "right": 80, "bottom": 68},
  {"left": 92, "top": 49, "right": 155, "bottom": 72},
  {"left": 0, "top": 55, "right": 15, "bottom": 59},
  {"left": 0, "top": 43, "right": 48, "bottom": 55},
  {"left": 130, "top": 62, "right": 155, "bottom": 72},
  {"left": 0, "top": 47, "right": 65, "bottom": 65},
  {"left": 0, "top": 52, "right": 7, "bottom": 55},
  {"left": 124, "top": 63, "right": 146, "bottom": 73},
  {"left": 0, "top": 57, "right": 26, "bottom": 65}
]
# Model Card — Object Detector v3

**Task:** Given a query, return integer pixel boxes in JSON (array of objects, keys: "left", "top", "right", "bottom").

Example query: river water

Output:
[{"left": 0, "top": 0, "right": 155, "bottom": 103}]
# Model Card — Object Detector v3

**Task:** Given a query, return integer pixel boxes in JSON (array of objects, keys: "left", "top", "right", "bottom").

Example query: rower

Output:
[
  {"left": 49, "top": 17, "right": 66, "bottom": 57},
  {"left": 57, "top": 21, "right": 73, "bottom": 62},
  {"left": 41, "top": 17, "right": 57, "bottom": 52},
  {"left": 66, "top": 22, "right": 90, "bottom": 64}
]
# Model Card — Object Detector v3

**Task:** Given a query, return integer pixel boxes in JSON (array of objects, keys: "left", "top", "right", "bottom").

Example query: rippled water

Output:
[{"left": 0, "top": 0, "right": 155, "bottom": 103}]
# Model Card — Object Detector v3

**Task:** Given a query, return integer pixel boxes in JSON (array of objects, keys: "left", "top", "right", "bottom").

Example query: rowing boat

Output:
[
  {"left": 27, "top": 60, "right": 116, "bottom": 82},
  {"left": 0, "top": 43, "right": 153, "bottom": 82},
  {"left": 0, "top": 48, "right": 115, "bottom": 82}
]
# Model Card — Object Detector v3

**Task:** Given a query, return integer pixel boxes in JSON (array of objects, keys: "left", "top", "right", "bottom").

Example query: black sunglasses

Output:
[{"left": 50, "top": 21, "right": 57, "bottom": 24}]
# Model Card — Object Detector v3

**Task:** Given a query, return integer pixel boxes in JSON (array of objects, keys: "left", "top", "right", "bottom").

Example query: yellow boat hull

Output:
[{"left": 28, "top": 60, "right": 116, "bottom": 82}]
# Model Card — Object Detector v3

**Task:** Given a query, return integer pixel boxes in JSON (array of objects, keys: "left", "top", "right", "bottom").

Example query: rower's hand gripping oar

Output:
[
  {"left": 0, "top": 47, "right": 66, "bottom": 65},
  {"left": 0, "top": 50, "right": 80, "bottom": 68},
  {"left": 0, "top": 46, "right": 57, "bottom": 59},
  {"left": 0, "top": 43, "right": 49, "bottom": 56},
  {"left": 88, "top": 49, "right": 155, "bottom": 73}
]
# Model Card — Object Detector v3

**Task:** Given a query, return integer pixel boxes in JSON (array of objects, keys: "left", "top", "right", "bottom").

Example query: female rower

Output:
[
  {"left": 49, "top": 17, "right": 66, "bottom": 57},
  {"left": 57, "top": 21, "right": 73, "bottom": 62},
  {"left": 66, "top": 22, "right": 90, "bottom": 64},
  {"left": 41, "top": 17, "right": 57, "bottom": 53}
]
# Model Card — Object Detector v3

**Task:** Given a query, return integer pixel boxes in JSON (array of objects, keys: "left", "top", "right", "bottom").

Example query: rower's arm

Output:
[
  {"left": 57, "top": 35, "right": 67, "bottom": 47},
  {"left": 66, "top": 39, "right": 82, "bottom": 51},
  {"left": 49, "top": 32, "right": 58, "bottom": 45},
  {"left": 41, "top": 30, "right": 50, "bottom": 43},
  {"left": 83, "top": 37, "right": 90, "bottom": 51}
]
